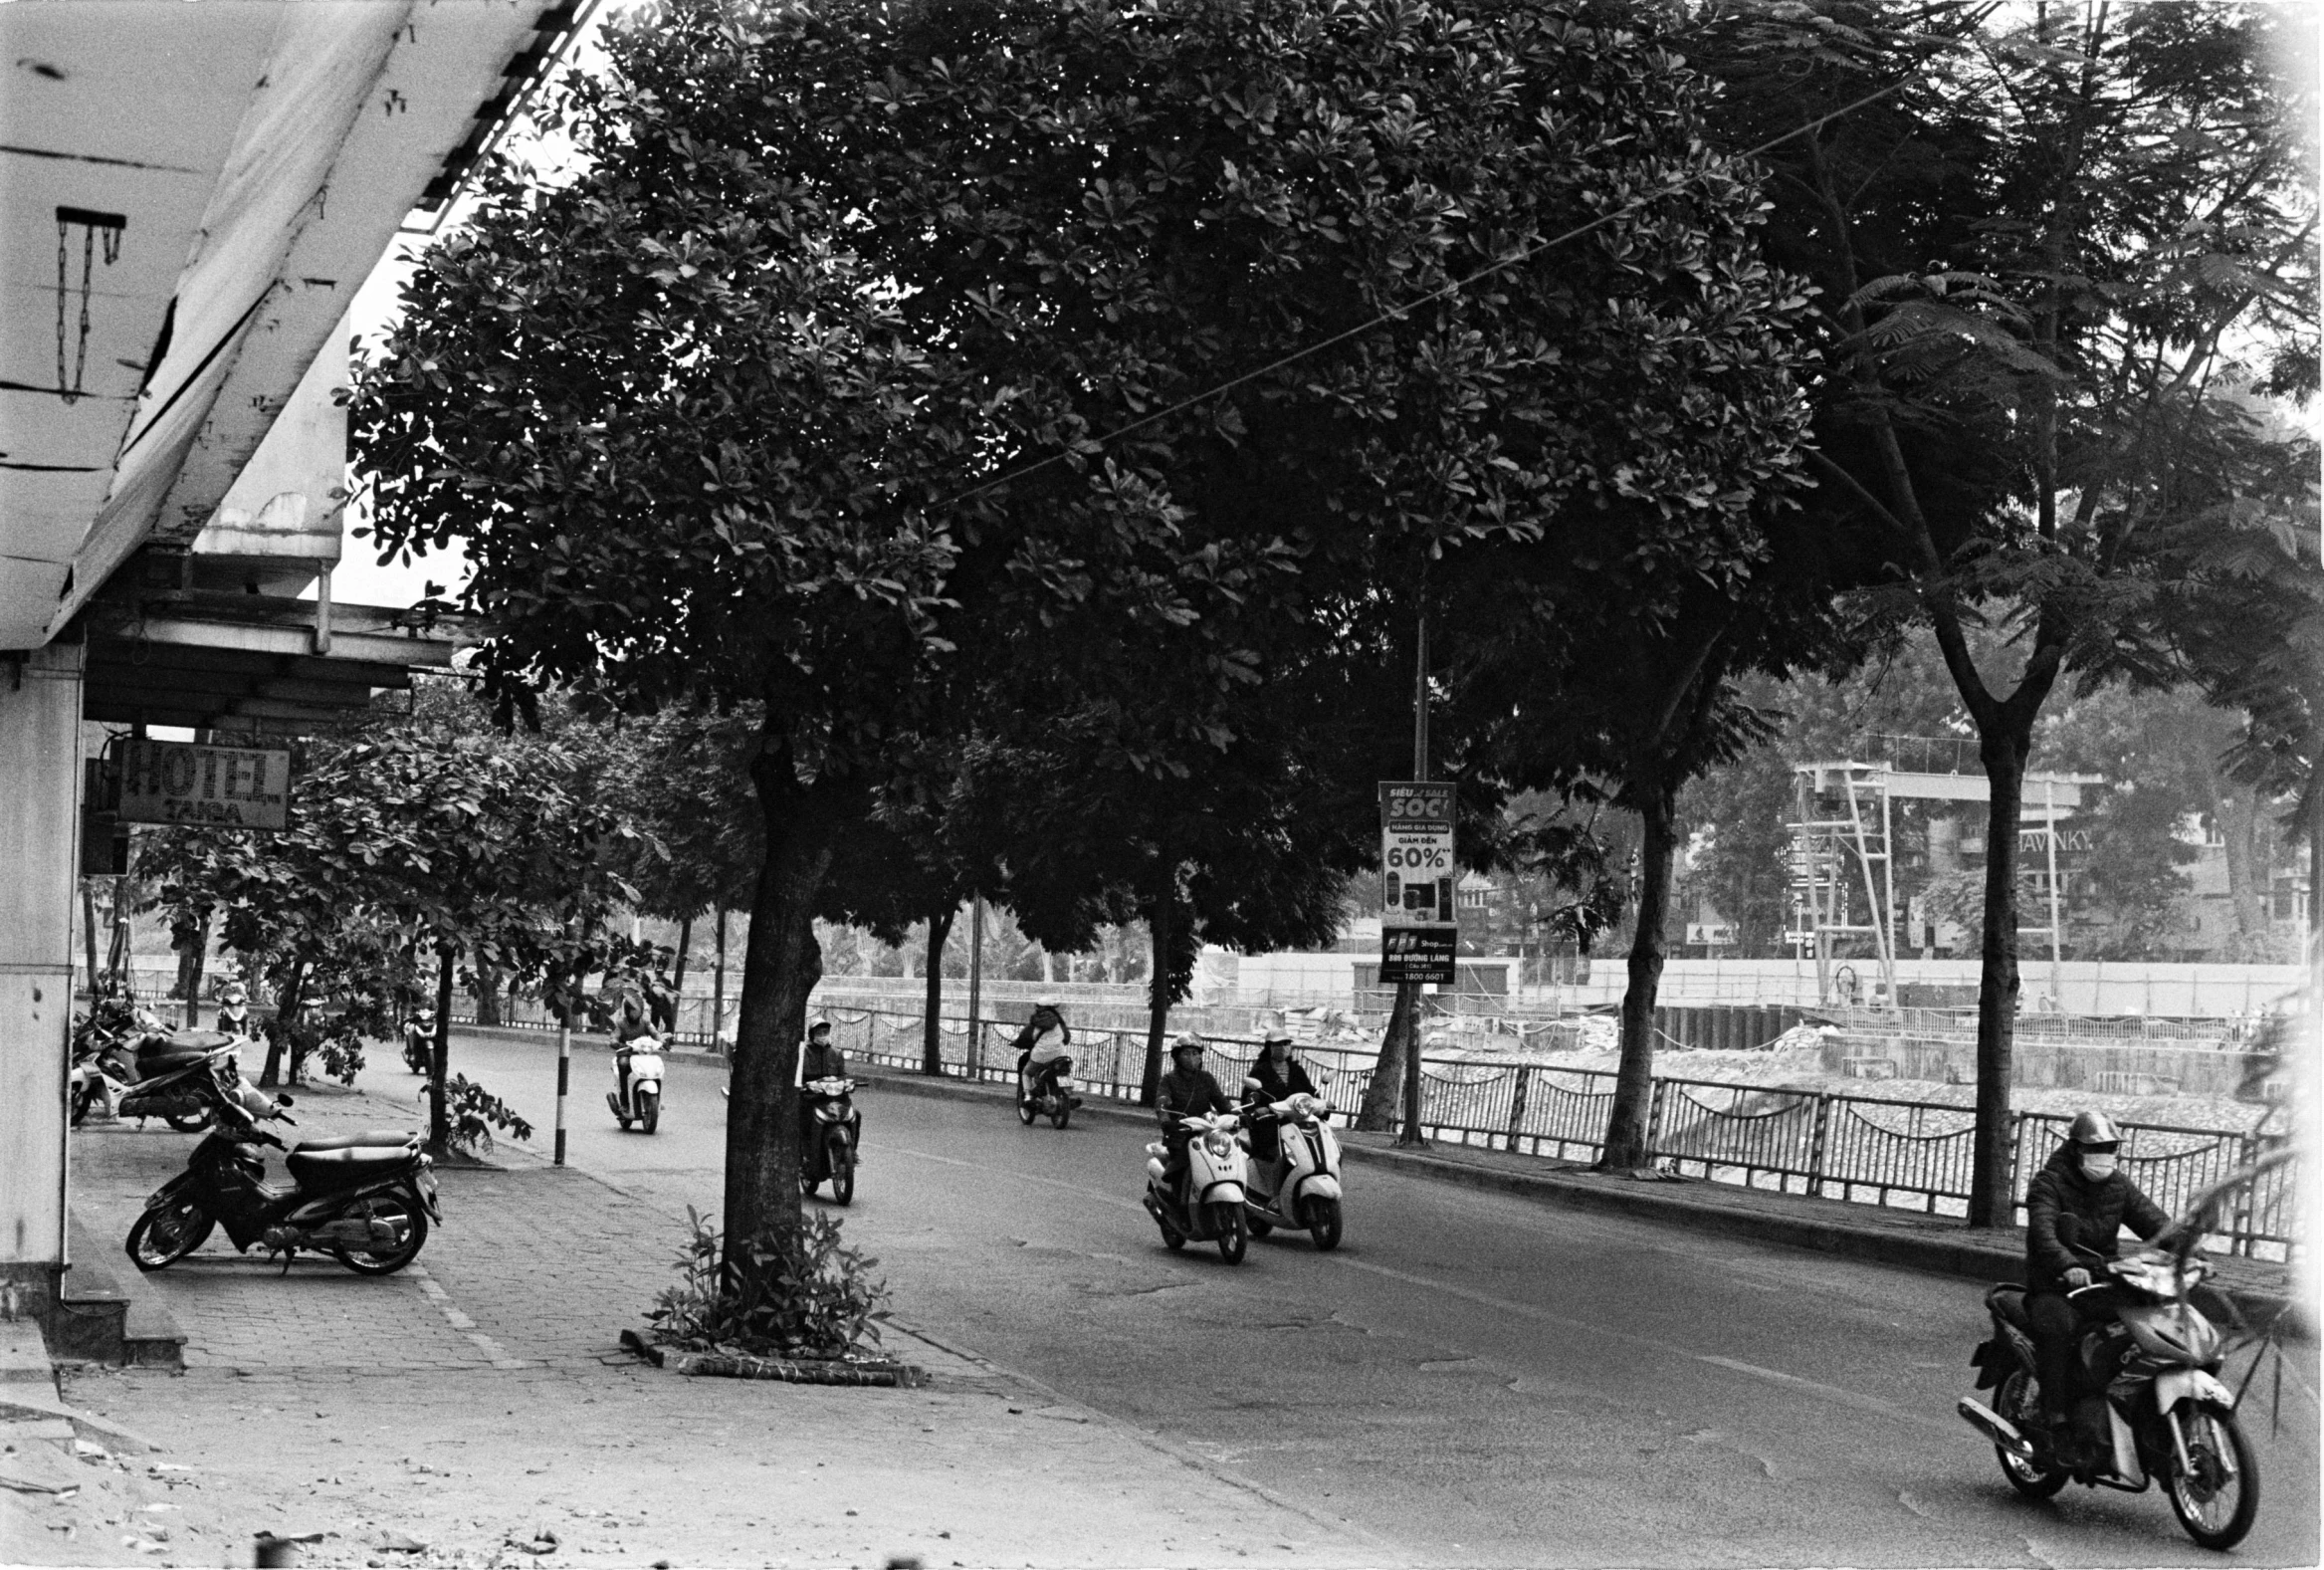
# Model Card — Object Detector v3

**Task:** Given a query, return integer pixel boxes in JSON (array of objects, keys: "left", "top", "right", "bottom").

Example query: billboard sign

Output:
[
  {"left": 1380, "top": 781, "right": 1454, "bottom": 922},
  {"left": 117, "top": 740, "right": 293, "bottom": 830},
  {"left": 1379, "top": 924, "right": 1458, "bottom": 986}
]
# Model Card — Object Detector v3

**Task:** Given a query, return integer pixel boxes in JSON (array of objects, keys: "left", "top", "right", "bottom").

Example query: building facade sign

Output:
[{"left": 117, "top": 740, "right": 292, "bottom": 829}]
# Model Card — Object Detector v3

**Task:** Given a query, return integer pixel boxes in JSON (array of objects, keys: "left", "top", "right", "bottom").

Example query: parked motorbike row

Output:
[{"left": 71, "top": 1010, "right": 263, "bottom": 1133}]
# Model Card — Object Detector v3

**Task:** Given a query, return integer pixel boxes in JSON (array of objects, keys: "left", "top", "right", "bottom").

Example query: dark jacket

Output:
[
  {"left": 1245, "top": 1053, "right": 1319, "bottom": 1107},
  {"left": 2024, "top": 1144, "right": 2170, "bottom": 1292},
  {"left": 802, "top": 1039, "right": 847, "bottom": 1083},
  {"left": 1159, "top": 1065, "right": 1232, "bottom": 1121}
]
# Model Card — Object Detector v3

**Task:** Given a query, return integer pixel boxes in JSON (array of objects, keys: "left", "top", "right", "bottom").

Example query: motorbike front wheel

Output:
[
  {"left": 1303, "top": 1196, "right": 1345, "bottom": 1252},
  {"left": 1016, "top": 1090, "right": 1037, "bottom": 1126},
  {"left": 125, "top": 1200, "right": 213, "bottom": 1272},
  {"left": 1212, "top": 1202, "right": 1247, "bottom": 1265},
  {"left": 70, "top": 1079, "right": 100, "bottom": 1129},
  {"left": 1994, "top": 1371, "right": 2068, "bottom": 1499},
  {"left": 333, "top": 1194, "right": 429, "bottom": 1276},
  {"left": 2168, "top": 1401, "right": 2258, "bottom": 1550},
  {"left": 826, "top": 1134, "right": 856, "bottom": 1207},
  {"left": 637, "top": 1088, "right": 661, "bottom": 1135},
  {"left": 1049, "top": 1098, "right": 1071, "bottom": 1131}
]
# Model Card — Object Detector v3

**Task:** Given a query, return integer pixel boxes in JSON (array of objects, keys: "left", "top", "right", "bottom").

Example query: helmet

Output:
[
  {"left": 808, "top": 1015, "right": 832, "bottom": 1035},
  {"left": 1262, "top": 1027, "right": 1294, "bottom": 1048},
  {"left": 1170, "top": 1032, "right": 1204, "bottom": 1056},
  {"left": 2068, "top": 1110, "right": 2123, "bottom": 1149},
  {"left": 1035, "top": 995, "right": 1062, "bottom": 1010}
]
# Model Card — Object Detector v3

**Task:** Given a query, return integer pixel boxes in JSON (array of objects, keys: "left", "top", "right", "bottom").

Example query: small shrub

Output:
[
  {"left": 437, "top": 1072, "right": 533, "bottom": 1156},
  {"left": 647, "top": 1208, "right": 890, "bottom": 1360},
  {"left": 312, "top": 1019, "right": 367, "bottom": 1085}
]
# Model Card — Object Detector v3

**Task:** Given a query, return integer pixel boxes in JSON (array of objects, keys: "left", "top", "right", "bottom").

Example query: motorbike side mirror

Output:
[
  {"left": 1242, "top": 1078, "right": 1262, "bottom": 1092},
  {"left": 276, "top": 1093, "right": 296, "bottom": 1108}
]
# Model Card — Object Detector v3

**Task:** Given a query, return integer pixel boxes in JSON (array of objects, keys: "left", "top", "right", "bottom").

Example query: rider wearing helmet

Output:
[
  {"left": 798, "top": 1016, "right": 854, "bottom": 1149},
  {"left": 610, "top": 970, "right": 658, "bottom": 1104},
  {"left": 2023, "top": 1110, "right": 2172, "bottom": 1462},
  {"left": 1014, "top": 995, "right": 1074, "bottom": 1109},
  {"left": 1242, "top": 1027, "right": 1320, "bottom": 1169},
  {"left": 1157, "top": 1033, "right": 1233, "bottom": 1192},
  {"left": 215, "top": 982, "right": 253, "bottom": 1037}
]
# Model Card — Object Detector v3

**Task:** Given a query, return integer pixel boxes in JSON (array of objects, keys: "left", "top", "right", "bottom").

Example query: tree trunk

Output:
[
  {"left": 2214, "top": 781, "right": 2266, "bottom": 956},
  {"left": 1967, "top": 720, "right": 2033, "bottom": 1227},
  {"left": 1142, "top": 883, "right": 1174, "bottom": 1107},
  {"left": 178, "top": 913, "right": 209, "bottom": 1028},
  {"left": 83, "top": 881, "right": 102, "bottom": 1000},
  {"left": 1598, "top": 782, "right": 1676, "bottom": 1171},
  {"left": 1356, "top": 986, "right": 1414, "bottom": 1132},
  {"left": 476, "top": 962, "right": 503, "bottom": 1027},
  {"left": 921, "top": 906, "right": 955, "bottom": 1075},
  {"left": 259, "top": 956, "right": 308, "bottom": 1087},
  {"left": 673, "top": 914, "right": 694, "bottom": 1036},
  {"left": 723, "top": 745, "right": 845, "bottom": 1280},
  {"left": 429, "top": 943, "right": 456, "bottom": 1152},
  {"left": 712, "top": 906, "right": 728, "bottom": 1055}
]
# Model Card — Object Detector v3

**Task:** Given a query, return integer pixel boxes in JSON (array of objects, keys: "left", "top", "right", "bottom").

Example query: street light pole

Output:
[{"left": 1398, "top": 600, "right": 1430, "bottom": 1150}]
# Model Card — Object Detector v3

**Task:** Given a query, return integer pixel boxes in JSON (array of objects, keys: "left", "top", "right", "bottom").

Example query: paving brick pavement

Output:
[{"left": 40, "top": 1083, "right": 1394, "bottom": 1568}]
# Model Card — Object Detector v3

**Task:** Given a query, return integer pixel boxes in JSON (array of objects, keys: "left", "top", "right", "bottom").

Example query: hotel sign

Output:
[{"left": 117, "top": 740, "right": 293, "bottom": 830}]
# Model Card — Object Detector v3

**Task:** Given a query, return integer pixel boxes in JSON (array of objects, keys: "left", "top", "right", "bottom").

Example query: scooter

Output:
[
  {"left": 1141, "top": 1110, "right": 1250, "bottom": 1264},
  {"left": 401, "top": 1013, "right": 435, "bottom": 1075},
  {"left": 801, "top": 1077, "right": 860, "bottom": 1206},
  {"left": 608, "top": 1036, "right": 665, "bottom": 1133},
  {"left": 1016, "top": 1056, "right": 1081, "bottom": 1130},
  {"left": 1237, "top": 1085, "right": 1345, "bottom": 1250},
  {"left": 124, "top": 1052, "right": 439, "bottom": 1277},
  {"left": 1958, "top": 1244, "right": 2259, "bottom": 1550},
  {"left": 84, "top": 1024, "right": 238, "bottom": 1132}
]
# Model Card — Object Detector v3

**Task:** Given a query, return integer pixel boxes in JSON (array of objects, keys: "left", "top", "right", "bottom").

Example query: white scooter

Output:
[
  {"left": 1141, "top": 1110, "right": 1250, "bottom": 1264},
  {"left": 608, "top": 1036, "right": 665, "bottom": 1134},
  {"left": 1238, "top": 1085, "right": 1346, "bottom": 1250}
]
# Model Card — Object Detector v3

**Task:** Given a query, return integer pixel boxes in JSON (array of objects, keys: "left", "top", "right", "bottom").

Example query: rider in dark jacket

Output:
[
  {"left": 1242, "top": 1028, "right": 1319, "bottom": 1166},
  {"left": 2022, "top": 1110, "right": 2171, "bottom": 1459},
  {"left": 1158, "top": 1035, "right": 1233, "bottom": 1191}
]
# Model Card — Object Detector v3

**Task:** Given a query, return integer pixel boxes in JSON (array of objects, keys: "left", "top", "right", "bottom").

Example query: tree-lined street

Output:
[{"left": 75, "top": 1030, "right": 2292, "bottom": 1568}]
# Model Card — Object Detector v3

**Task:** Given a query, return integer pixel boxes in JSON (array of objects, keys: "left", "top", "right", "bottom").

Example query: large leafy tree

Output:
[{"left": 1684, "top": 0, "right": 2319, "bottom": 1223}]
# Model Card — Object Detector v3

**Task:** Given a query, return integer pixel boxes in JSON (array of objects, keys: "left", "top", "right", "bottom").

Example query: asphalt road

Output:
[{"left": 437, "top": 1032, "right": 2320, "bottom": 1568}]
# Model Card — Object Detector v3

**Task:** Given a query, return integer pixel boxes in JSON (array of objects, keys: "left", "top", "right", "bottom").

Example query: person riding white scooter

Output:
[
  {"left": 1014, "top": 995, "right": 1079, "bottom": 1115},
  {"left": 1238, "top": 1027, "right": 1347, "bottom": 1250},
  {"left": 1142, "top": 1033, "right": 1251, "bottom": 1262},
  {"left": 606, "top": 973, "right": 666, "bottom": 1133}
]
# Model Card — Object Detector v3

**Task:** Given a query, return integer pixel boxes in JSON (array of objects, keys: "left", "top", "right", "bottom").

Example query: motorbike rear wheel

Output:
[
  {"left": 333, "top": 1193, "right": 429, "bottom": 1276},
  {"left": 1212, "top": 1202, "right": 1247, "bottom": 1265},
  {"left": 2168, "top": 1401, "right": 2257, "bottom": 1550},
  {"left": 1303, "top": 1196, "right": 1345, "bottom": 1252},
  {"left": 1246, "top": 1213, "right": 1275, "bottom": 1238},
  {"left": 827, "top": 1134, "right": 856, "bottom": 1207},
  {"left": 637, "top": 1088, "right": 661, "bottom": 1135},
  {"left": 1994, "top": 1371, "right": 2068, "bottom": 1499},
  {"left": 164, "top": 1108, "right": 213, "bottom": 1134},
  {"left": 70, "top": 1079, "right": 101, "bottom": 1128},
  {"left": 125, "top": 1200, "right": 213, "bottom": 1272}
]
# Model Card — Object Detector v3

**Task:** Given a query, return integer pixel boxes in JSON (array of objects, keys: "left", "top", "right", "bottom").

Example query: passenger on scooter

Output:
[
  {"left": 1158, "top": 1034, "right": 1233, "bottom": 1193},
  {"left": 610, "top": 973, "right": 658, "bottom": 1103},
  {"left": 1015, "top": 995, "right": 1074, "bottom": 1108},
  {"left": 1242, "top": 1027, "right": 1320, "bottom": 1176},
  {"left": 2023, "top": 1110, "right": 2170, "bottom": 1463}
]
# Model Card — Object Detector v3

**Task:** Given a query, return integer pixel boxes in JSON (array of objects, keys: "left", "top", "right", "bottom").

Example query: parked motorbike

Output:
[
  {"left": 401, "top": 1012, "right": 435, "bottom": 1076},
  {"left": 1016, "top": 1057, "right": 1080, "bottom": 1130},
  {"left": 1237, "top": 1085, "right": 1345, "bottom": 1250},
  {"left": 1141, "top": 1110, "right": 1250, "bottom": 1263},
  {"left": 75, "top": 1020, "right": 237, "bottom": 1132},
  {"left": 1958, "top": 1245, "right": 2258, "bottom": 1550},
  {"left": 124, "top": 1053, "right": 439, "bottom": 1277},
  {"left": 801, "top": 1076, "right": 860, "bottom": 1205},
  {"left": 608, "top": 1036, "right": 665, "bottom": 1133}
]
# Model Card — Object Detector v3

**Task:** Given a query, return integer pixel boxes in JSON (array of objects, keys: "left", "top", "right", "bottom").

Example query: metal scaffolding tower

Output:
[{"left": 1788, "top": 757, "right": 2105, "bottom": 1009}]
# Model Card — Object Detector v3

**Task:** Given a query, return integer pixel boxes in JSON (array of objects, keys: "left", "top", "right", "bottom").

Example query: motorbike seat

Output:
[
  {"left": 1986, "top": 1283, "right": 2031, "bottom": 1331},
  {"left": 292, "top": 1130, "right": 420, "bottom": 1152},
  {"left": 135, "top": 1048, "right": 211, "bottom": 1075},
  {"left": 285, "top": 1145, "right": 414, "bottom": 1188}
]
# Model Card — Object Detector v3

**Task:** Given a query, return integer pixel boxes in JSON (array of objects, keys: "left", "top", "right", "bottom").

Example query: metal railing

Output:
[{"left": 814, "top": 1007, "right": 2298, "bottom": 1263}]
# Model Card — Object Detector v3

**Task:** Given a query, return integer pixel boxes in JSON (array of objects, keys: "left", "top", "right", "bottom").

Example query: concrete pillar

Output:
[{"left": 0, "top": 642, "right": 83, "bottom": 1322}]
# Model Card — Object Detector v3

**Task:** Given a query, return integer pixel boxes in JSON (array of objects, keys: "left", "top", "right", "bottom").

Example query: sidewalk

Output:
[
  {"left": 854, "top": 1066, "right": 2306, "bottom": 1329},
  {"left": 24, "top": 1083, "right": 1395, "bottom": 1569}
]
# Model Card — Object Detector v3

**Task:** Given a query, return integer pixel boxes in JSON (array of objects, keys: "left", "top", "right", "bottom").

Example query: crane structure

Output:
[{"left": 1788, "top": 750, "right": 2104, "bottom": 1009}]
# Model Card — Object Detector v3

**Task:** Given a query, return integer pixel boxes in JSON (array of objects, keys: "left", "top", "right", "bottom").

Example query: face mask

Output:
[{"left": 2081, "top": 1152, "right": 2118, "bottom": 1179}]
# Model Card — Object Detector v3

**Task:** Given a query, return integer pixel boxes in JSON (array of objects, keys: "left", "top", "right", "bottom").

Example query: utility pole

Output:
[
  {"left": 1398, "top": 603, "right": 1429, "bottom": 1151},
  {"left": 965, "top": 894, "right": 985, "bottom": 1079}
]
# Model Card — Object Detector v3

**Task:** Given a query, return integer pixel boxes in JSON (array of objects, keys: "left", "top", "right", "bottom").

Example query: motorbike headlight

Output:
[{"left": 1203, "top": 1131, "right": 1234, "bottom": 1158}]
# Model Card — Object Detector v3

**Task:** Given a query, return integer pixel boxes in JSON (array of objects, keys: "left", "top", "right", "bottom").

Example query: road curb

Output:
[{"left": 851, "top": 1066, "right": 2306, "bottom": 1333}]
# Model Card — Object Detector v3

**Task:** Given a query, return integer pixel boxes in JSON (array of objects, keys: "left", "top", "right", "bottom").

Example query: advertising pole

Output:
[
  {"left": 1398, "top": 604, "right": 1429, "bottom": 1151},
  {"left": 554, "top": 1018, "right": 570, "bottom": 1167}
]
